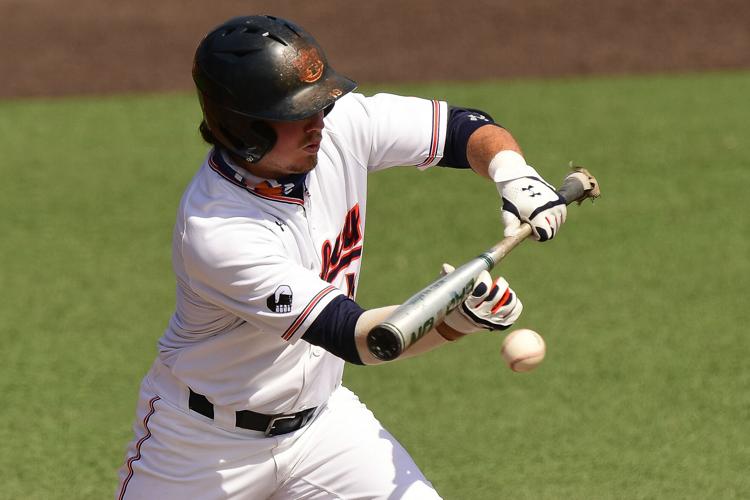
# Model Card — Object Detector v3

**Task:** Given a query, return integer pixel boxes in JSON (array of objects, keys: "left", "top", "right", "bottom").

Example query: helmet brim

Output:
[{"left": 241, "top": 70, "right": 357, "bottom": 122}]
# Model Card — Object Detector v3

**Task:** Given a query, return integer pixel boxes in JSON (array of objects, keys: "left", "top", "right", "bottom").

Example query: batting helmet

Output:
[{"left": 193, "top": 15, "right": 357, "bottom": 162}]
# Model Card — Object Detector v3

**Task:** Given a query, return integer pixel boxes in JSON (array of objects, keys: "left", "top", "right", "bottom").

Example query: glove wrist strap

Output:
[
  {"left": 489, "top": 150, "right": 540, "bottom": 184},
  {"left": 437, "top": 321, "right": 469, "bottom": 341},
  {"left": 442, "top": 311, "right": 479, "bottom": 336}
]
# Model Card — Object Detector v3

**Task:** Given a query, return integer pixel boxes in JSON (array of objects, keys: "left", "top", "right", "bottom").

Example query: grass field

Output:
[{"left": 1, "top": 71, "right": 748, "bottom": 499}]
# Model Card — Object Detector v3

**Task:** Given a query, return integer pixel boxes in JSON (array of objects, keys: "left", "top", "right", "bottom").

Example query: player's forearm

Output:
[
  {"left": 354, "top": 306, "right": 453, "bottom": 365},
  {"left": 466, "top": 124, "right": 523, "bottom": 179}
]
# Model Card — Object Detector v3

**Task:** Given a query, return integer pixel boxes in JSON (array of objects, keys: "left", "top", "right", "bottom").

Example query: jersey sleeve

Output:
[
  {"left": 180, "top": 215, "right": 344, "bottom": 343},
  {"left": 327, "top": 92, "right": 448, "bottom": 172}
]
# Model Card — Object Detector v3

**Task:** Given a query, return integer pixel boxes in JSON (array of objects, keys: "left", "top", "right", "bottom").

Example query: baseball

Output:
[{"left": 500, "top": 328, "right": 546, "bottom": 372}]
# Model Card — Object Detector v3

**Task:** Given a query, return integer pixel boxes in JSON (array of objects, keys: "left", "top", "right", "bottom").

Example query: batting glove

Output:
[
  {"left": 441, "top": 264, "right": 523, "bottom": 334},
  {"left": 489, "top": 151, "right": 567, "bottom": 242}
]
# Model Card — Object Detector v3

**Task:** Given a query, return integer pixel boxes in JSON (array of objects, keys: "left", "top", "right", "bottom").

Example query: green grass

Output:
[{"left": 1, "top": 72, "right": 749, "bottom": 499}]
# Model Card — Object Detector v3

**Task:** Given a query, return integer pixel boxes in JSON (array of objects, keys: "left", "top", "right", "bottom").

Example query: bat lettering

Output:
[
  {"left": 407, "top": 317, "right": 435, "bottom": 345},
  {"left": 444, "top": 280, "right": 476, "bottom": 315}
]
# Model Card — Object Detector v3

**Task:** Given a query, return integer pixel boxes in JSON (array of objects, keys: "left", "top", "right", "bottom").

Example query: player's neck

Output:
[
  {"left": 223, "top": 150, "right": 276, "bottom": 180},
  {"left": 222, "top": 149, "right": 306, "bottom": 183}
]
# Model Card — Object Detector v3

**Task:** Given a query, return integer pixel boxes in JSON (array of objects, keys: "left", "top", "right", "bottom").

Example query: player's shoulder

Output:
[
  {"left": 329, "top": 91, "right": 414, "bottom": 113},
  {"left": 178, "top": 184, "right": 282, "bottom": 268},
  {"left": 323, "top": 92, "right": 404, "bottom": 141},
  {"left": 327, "top": 92, "right": 441, "bottom": 126},
  {"left": 183, "top": 166, "right": 259, "bottom": 214},
  {"left": 324, "top": 92, "right": 367, "bottom": 124},
  {"left": 178, "top": 159, "right": 278, "bottom": 238},
  {"left": 327, "top": 92, "right": 402, "bottom": 120}
]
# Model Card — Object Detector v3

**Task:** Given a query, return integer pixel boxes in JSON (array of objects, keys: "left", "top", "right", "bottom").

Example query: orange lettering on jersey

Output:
[{"left": 320, "top": 204, "right": 363, "bottom": 290}]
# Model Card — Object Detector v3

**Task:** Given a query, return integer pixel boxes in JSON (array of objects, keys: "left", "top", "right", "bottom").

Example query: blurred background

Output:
[
  {"left": 2, "top": 0, "right": 749, "bottom": 98},
  {"left": 2, "top": 1, "right": 749, "bottom": 499}
]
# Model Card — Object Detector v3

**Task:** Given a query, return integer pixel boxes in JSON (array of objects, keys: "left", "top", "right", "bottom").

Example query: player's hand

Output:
[
  {"left": 497, "top": 177, "right": 568, "bottom": 241},
  {"left": 499, "top": 176, "right": 567, "bottom": 242},
  {"left": 440, "top": 264, "right": 523, "bottom": 335}
]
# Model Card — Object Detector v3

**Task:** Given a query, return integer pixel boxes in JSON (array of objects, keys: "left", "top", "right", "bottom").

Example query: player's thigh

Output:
[
  {"left": 273, "top": 386, "right": 442, "bottom": 500},
  {"left": 115, "top": 384, "right": 277, "bottom": 500}
]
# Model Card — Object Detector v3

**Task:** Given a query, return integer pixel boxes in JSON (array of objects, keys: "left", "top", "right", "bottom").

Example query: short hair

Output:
[{"left": 199, "top": 120, "right": 216, "bottom": 145}]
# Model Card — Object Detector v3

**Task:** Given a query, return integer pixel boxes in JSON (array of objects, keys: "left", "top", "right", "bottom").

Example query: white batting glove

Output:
[
  {"left": 489, "top": 151, "right": 567, "bottom": 242},
  {"left": 441, "top": 264, "right": 523, "bottom": 334}
]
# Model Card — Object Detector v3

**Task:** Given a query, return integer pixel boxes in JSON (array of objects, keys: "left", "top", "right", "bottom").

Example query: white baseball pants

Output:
[{"left": 116, "top": 362, "right": 441, "bottom": 499}]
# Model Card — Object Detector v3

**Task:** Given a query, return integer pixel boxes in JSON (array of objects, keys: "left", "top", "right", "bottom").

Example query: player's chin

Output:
[{"left": 290, "top": 154, "right": 319, "bottom": 174}]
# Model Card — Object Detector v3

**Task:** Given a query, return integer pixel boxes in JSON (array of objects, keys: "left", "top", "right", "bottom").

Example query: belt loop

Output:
[{"left": 213, "top": 405, "right": 237, "bottom": 431}]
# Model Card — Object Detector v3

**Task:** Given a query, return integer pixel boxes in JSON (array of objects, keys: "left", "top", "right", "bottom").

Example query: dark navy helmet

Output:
[{"left": 193, "top": 15, "right": 357, "bottom": 162}]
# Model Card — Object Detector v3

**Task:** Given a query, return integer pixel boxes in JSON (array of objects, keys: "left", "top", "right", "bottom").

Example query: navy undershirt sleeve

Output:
[
  {"left": 438, "top": 106, "right": 502, "bottom": 169},
  {"left": 302, "top": 295, "right": 366, "bottom": 365}
]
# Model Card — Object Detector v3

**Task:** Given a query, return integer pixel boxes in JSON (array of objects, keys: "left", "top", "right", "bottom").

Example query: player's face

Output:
[{"left": 253, "top": 111, "right": 325, "bottom": 179}]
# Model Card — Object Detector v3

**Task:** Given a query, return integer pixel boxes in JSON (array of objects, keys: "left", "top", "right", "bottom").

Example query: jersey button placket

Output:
[
  {"left": 303, "top": 184, "right": 317, "bottom": 231},
  {"left": 302, "top": 184, "right": 322, "bottom": 270}
]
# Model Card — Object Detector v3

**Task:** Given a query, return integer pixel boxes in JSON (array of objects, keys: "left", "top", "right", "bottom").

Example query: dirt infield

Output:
[{"left": 2, "top": 0, "right": 749, "bottom": 98}]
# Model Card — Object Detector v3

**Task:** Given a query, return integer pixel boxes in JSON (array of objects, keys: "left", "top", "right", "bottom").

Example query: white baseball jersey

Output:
[{"left": 156, "top": 92, "right": 448, "bottom": 414}]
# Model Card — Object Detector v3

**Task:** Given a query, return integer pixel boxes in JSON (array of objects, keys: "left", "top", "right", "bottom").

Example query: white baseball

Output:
[{"left": 500, "top": 328, "right": 546, "bottom": 372}]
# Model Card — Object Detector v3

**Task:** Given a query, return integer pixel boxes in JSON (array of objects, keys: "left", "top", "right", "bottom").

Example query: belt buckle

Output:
[{"left": 264, "top": 414, "right": 298, "bottom": 436}]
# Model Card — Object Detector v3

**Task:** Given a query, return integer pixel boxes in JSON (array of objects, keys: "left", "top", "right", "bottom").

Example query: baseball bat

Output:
[{"left": 366, "top": 167, "right": 600, "bottom": 361}]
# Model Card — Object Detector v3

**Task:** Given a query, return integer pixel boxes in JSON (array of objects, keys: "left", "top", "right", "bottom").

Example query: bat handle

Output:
[
  {"left": 368, "top": 167, "right": 601, "bottom": 362},
  {"left": 485, "top": 167, "right": 601, "bottom": 265},
  {"left": 557, "top": 166, "right": 601, "bottom": 205}
]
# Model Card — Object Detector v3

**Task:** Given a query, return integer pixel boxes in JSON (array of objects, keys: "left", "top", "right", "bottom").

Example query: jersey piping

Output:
[
  {"left": 416, "top": 100, "right": 442, "bottom": 168},
  {"left": 281, "top": 285, "right": 340, "bottom": 341}
]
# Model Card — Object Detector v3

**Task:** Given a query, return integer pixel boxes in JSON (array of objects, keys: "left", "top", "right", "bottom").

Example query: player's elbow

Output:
[{"left": 302, "top": 296, "right": 367, "bottom": 365}]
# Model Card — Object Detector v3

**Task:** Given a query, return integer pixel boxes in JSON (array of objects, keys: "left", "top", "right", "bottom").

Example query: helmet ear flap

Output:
[
  {"left": 199, "top": 91, "right": 277, "bottom": 163},
  {"left": 213, "top": 120, "right": 276, "bottom": 164},
  {"left": 242, "top": 122, "right": 276, "bottom": 163}
]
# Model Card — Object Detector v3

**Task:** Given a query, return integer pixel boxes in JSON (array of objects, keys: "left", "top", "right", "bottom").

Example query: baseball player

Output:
[{"left": 116, "top": 15, "right": 566, "bottom": 500}]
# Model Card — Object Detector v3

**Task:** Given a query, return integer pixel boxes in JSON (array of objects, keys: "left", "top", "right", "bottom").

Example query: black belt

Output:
[{"left": 188, "top": 389, "right": 317, "bottom": 436}]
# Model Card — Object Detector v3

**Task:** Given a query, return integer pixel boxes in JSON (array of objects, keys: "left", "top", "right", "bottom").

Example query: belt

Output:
[{"left": 188, "top": 389, "right": 317, "bottom": 436}]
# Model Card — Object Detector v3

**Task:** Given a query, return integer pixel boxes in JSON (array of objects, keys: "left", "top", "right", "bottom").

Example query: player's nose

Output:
[{"left": 304, "top": 111, "right": 325, "bottom": 133}]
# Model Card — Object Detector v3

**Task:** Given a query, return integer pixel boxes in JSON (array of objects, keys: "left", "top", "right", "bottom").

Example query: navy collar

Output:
[{"left": 208, "top": 148, "right": 308, "bottom": 205}]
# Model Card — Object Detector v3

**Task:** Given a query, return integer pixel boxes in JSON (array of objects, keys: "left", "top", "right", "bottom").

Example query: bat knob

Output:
[{"left": 367, "top": 324, "right": 404, "bottom": 361}]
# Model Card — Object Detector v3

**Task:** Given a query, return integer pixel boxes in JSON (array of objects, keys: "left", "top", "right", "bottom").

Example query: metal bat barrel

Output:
[
  {"left": 367, "top": 167, "right": 600, "bottom": 361},
  {"left": 366, "top": 256, "right": 492, "bottom": 361}
]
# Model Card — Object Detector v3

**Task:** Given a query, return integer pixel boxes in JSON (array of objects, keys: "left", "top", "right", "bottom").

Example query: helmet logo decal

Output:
[{"left": 294, "top": 47, "right": 324, "bottom": 83}]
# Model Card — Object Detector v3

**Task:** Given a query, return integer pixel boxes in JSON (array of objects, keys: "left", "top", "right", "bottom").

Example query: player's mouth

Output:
[
  {"left": 303, "top": 142, "right": 320, "bottom": 154},
  {"left": 302, "top": 133, "right": 322, "bottom": 154}
]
